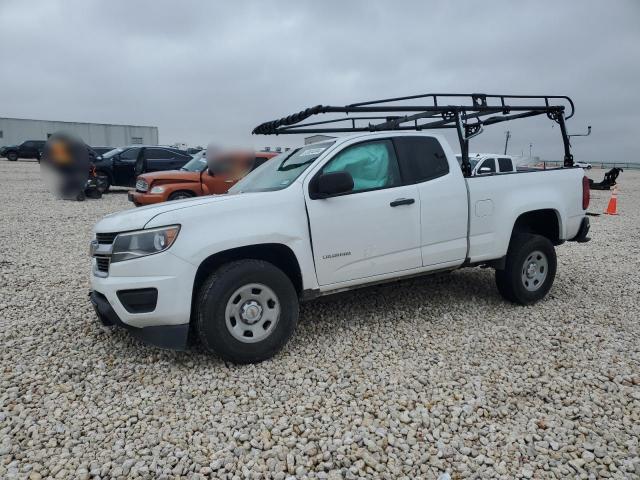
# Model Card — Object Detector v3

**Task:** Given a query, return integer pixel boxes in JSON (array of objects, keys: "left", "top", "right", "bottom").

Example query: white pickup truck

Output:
[
  {"left": 89, "top": 94, "right": 591, "bottom": 363},
  {"left": 456, "top": 153, "right": 519, "bottom": 175}
]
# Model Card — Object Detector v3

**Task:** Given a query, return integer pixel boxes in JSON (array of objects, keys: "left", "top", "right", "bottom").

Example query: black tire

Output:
[
  {"left": 495, "top": 234, "right": 557, "bottom": 305},
  {"left": 96, "top": 172, "right": 110, "bottom": 193},
  {"left": 76, "top": 191, "right": 86, "bottom": 201},
  {"left": 196, "top": 259, "right": 299, "bottom": 364},
  {"left": 7, "top": 152, "right": 18, "bottom": 161},
  {"left": 168, "top": 191, "right": 194, "bottom": 201}
]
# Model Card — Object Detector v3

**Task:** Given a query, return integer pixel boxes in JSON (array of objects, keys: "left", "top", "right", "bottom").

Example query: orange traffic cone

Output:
[{"left": 604, "top": 186, "right": 618, "bottom": 215}]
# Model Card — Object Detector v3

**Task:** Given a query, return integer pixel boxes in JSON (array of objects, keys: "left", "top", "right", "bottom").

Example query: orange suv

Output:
[{"left": 128, "top": 150, "right": 277, "bottom": 206}]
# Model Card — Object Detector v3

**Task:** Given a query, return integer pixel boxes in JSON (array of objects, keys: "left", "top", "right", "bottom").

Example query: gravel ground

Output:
[{"left": 1, "top": 160, "right": 639, "bottom": 479}]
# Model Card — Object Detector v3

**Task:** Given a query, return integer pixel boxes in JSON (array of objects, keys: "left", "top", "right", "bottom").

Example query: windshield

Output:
[
  {"left": 456, "top": 154, "right": 481, "bottom": 169},
  {"left": 102, "top": 148, "right": 123, "bottom": 159},
  {"left": 229, "top": 142, "right": 334, "bottom": 194},
  {"left": 180, "top": 151, "right": 207, "bottom": 172}
]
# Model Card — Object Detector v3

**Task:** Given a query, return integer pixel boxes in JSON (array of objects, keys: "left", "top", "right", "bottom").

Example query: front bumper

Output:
[
  {"left": 128, "top": 190, "right": 166, "bottom": 206},
  {"left": 90, "top": 291, "right": 189, "bottom": 350}
]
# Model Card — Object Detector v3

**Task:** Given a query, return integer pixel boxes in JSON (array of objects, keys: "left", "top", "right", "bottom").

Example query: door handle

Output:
[
  {"left": 390, "top": 198, "right": 415, "bottom": 207},
  {"left": 224, "top": 180, "right": 234, "bottom": 183}
]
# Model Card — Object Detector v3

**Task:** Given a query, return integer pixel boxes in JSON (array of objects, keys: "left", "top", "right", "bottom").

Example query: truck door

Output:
[
  {"left": 143, "top": 148, "right": 185, "bottom": 173},
  {"left": 113, "top": 147, "right": 140, "bottom": 187},
  {"left": 200, "top": 169, "right": 227, "bottom": 195},
  {"left": 305, "top": 139, "right": 421, "bottom": 286},
  {"left": 392, "top": 136, "right": 468, "bottom": 267}
]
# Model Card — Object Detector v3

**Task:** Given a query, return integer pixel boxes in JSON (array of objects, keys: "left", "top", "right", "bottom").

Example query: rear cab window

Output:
[
  {"left": 392, "top": 136, "right": 449, "bottom": 184},
  {"left": 498, "top": 157, "right": 513, "bottom": 172}
]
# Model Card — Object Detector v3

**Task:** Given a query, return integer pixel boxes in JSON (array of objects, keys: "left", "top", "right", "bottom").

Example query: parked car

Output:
[
  {"left": 93, "top": 146, "right": 193, "bottom": 191},
  {"left": 1, "top": 140, "right": 46, "bottom": 161},
  {"left": 129, "top": 150, "right": 278, "bottom": 206},
  {"left": 574, "top": 161, "right": 592, "bottom": 169},
  {"left": 456, "top": 153, "right": 518, "bottom": 175}
]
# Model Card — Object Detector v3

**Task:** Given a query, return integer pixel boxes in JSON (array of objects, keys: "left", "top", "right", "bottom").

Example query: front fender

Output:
[{"left": 145, "top": 187, "right": 319, "bottom": 291}]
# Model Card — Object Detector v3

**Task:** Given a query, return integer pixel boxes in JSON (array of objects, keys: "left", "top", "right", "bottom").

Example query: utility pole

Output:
[
  {"left": 503, "top": 130, "right": 511, "bottom": 155},
  {"left": 529, "top": 143, "right": 533, "bottom": 158}
]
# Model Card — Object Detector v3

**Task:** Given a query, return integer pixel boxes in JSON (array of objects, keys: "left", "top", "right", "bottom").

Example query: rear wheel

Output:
[
  {"left": 168, "top": 191, "right": 194, "bottom": 201},
  {"left": 196, "top": 259, "right": 299, "bottom": 364},
  {"left": 495, "top": 234, "right": 557, "bottom": 305}
]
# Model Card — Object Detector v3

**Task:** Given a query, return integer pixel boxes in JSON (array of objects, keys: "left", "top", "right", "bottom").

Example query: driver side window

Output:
[
  {"left": 120, "top": 148, "right": 140, "bottom": 162},
  {"left": 321, "top": 140, "right": 401, "bottom": 193}
]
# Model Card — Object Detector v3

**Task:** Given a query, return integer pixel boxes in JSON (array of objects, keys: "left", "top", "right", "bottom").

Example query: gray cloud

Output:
[{"left": 1, "top": 0, "right": 638, "bottom": 162}]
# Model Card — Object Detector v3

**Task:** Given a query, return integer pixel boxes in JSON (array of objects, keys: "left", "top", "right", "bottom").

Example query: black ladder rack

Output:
[{"left": 252, "top": 93, "right": 576, "bottom": 177}]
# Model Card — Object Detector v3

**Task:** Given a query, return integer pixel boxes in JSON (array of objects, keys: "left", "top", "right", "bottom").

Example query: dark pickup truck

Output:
[
  {"left": 94, "top": 146, "right": 192, "bottom": 191},
  {"left": 1, "top": 140, "right": 46, "bottom": 161}
]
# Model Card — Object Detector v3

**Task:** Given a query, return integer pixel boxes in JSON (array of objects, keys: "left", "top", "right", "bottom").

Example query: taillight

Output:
[{"left": 582, "top": 176, "right": 590, "bottom": 210}]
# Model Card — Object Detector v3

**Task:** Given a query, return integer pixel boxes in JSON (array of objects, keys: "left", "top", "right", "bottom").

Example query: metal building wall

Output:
[{"left": 0, "top": 117, "right": 158, "bottom": 147}]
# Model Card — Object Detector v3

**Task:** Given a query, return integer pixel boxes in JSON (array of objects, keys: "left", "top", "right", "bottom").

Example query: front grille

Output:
[
  {"left": 95, "top": 256, "right": 110, "bottom": 273},
  {"left": 96, "top": 232, "right": 118, "bottom": 244}
]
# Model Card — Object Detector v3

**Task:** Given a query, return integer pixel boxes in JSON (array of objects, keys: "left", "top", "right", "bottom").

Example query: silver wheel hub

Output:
[
  {"left": 225, "top": 283, "right": 280, "bottom": 343},
  {"left": 240, "top": 300, "right": 263, "bottom": 324},
  {"left": 521, "top": 250, "right": 548, "bottom": 292}
]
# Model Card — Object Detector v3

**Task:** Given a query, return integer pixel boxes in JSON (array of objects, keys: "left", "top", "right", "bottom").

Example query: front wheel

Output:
[
  {"left": 7, "top": 152, "right": 18, "bottom": 161},
  {"left": 196, "top": 259, "right": 299, "bottom": 364},
  {"left": 495, "top": 234, "right": 557, "bottom": 305},
  {"left": 168, "top": 191, "right": 194, "bottom": 201}
]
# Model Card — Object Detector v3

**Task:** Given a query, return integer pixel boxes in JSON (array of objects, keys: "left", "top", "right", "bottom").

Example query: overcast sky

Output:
[{"left": 1, "top": 0, "right": 638, "bottom": 162}]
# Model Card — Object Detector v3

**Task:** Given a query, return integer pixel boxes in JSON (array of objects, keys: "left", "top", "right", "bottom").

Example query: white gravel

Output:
[{"left": 1, "top": 160, "right": 639, "bottom": 479}]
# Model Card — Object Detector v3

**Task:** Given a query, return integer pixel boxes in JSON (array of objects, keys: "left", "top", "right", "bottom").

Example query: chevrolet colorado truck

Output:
[{"left": 89, "top": 93, "right": 591, "bottom": 364}]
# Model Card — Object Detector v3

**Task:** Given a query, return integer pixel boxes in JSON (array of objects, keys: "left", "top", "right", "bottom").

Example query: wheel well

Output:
[
  {"left": 169, "top": 189, "right": 196, "bottom": 199},
  {"left": 192, "top": 243, "right": 303, "bottom": 308},
  {"left": 95, "top": 169, "right": 112, "bottom": 182},
  {"left": 512, "top": 209, "right": 561, "bottom": 244}
]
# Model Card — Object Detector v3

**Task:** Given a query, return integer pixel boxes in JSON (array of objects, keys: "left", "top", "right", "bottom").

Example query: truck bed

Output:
[{"left": 465, "top": 166, "right": 586, "bottom": 262}]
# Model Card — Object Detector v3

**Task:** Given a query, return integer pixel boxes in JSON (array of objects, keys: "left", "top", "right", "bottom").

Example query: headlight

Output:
[
  {"left": 150, "top": 186, "right": 165, "bottom": 194},
  {"left": 136, "top": 179, "right": 149, "bottom": 192},
  {"left": 111, "top": 225, "right": 180, "bottom": 263}
]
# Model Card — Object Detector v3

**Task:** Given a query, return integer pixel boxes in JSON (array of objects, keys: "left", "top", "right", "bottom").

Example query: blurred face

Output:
[{"left": 207, "top": 149, "right": 255, "bottom": 180}]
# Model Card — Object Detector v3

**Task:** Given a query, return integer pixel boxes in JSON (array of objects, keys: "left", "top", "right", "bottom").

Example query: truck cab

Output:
[{"left": 456, "top": 153, "right": 518, "bottom": 175}]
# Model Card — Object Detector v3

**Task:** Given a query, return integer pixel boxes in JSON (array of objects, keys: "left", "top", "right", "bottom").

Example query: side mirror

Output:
[
  {"left": 314, "top": 171, "right": 354, "bottom": 198},
  {"left": 478, "top": 167, "right": 492, "bottom": 174}
]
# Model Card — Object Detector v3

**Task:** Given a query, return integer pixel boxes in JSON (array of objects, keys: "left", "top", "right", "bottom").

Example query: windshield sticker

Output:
[{"left": 300, "top": 147, "right": 326, "bottom": 157}]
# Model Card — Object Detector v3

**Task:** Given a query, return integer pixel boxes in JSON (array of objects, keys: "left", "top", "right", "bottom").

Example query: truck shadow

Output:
[
  {"left": 104, "top": 267, "right": 505, "bottom": 367},
  {"left": 299, "top": 266, "right": 499, "bottom": 323}
]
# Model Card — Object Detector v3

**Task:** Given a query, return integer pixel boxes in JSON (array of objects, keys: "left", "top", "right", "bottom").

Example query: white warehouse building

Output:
[{"left": 0, "top": 117, "right": 158, "bottom": 148}]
